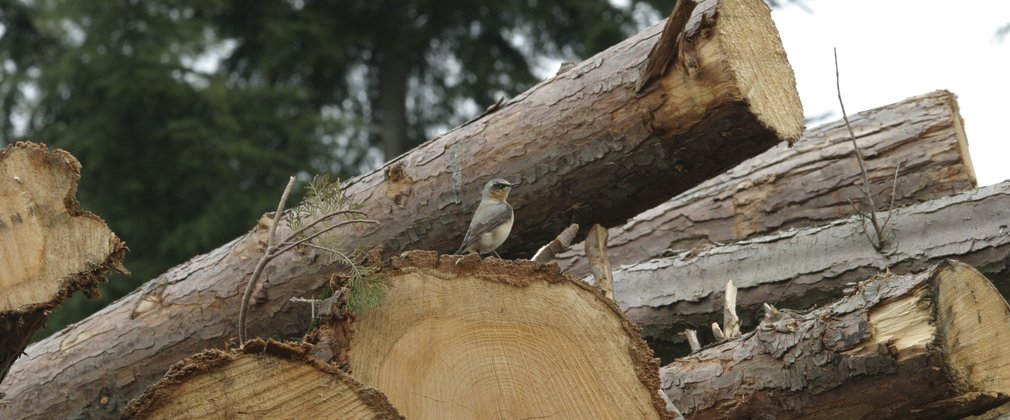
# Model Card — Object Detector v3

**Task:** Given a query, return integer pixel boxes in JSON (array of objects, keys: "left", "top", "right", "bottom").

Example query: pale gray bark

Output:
[{"left": 615, "top": 180, "right": 1010, "bottom": 360}]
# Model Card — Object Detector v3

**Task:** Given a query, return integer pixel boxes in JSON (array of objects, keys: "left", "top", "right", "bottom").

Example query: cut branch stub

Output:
[
  {"left": 660, "top": 261, "right": 1010, "bottom": 419},
  {"left": 121, "top": 339, "right": 402, "bottom": 420},
  {"left": 346, "top": 251, "right": 670, "bottom": 419},
  {"left": 0, "top": 141, "right": 126, "bottom": 382}
]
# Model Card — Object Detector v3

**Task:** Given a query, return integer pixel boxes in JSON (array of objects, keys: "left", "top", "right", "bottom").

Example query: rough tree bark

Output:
[
  {"left": 555, "top": 90, "right": 976, "bottom": 275},
  {"left": 0, "top": 142, "right": 126, "bottom": 383},
  {"left": 0, "top": 0, "right": 802, "bottom": 417},
  {"left": 660, "top": 261, "right": 1010, "bottom": 419},
  {"left": 120, "top": 339, "right": 402, "bottom": 420},
  {"left": 339, "top": 251, "right": 671, "bottom": 419},
  {"left": 616, "top": 179, "right": 1010, "bottom": 361}
]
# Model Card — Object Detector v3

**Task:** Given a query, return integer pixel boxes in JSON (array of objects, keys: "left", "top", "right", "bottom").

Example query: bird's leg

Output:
[{"left": 492, "top": 250, "right": 502, "bottom": 259}]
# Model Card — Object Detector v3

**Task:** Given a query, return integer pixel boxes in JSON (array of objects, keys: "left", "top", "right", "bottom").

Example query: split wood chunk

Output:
[
  {"left": 556, "top": 90, "right": 975, "bottom": 274},
  {"left": 616, "top": 178, "right": 1010, "bottom": 361},
  {"left": 660, "top": 261, "right": 1010, "bottom": 419},
  {"left": 121, "top": 339, "right": 402, "bottom": 420},
  {"left": 346, "top": 251, "right": 670, "bottom": 419},
  {"left": 0, "top": 141, "right": 125, "bottom": 382}
]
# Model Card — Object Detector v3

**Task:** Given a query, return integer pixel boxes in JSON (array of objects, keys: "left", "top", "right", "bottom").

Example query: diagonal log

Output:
[
  {"left": 616, "top": 179, "right": 1010, "bottom": 361},
  {"left": 556, "top": 90, "right": 976, "bottom": 275},
  {"left": 0, "top": 0, "right": 802, "bottom": 417}
]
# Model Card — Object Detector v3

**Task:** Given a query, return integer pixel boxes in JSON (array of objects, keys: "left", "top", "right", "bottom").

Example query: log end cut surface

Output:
[
  {"left": 714, "top": 0, "right": 803, "bottom": 142},
  {"left": 0, "top": 141, "right": 125, "bottom": 382},
  {"left": 348, "top": 251, "right": 668, "bottom": 419},
  {"left": 0, "top": 141, "right": 124, "bottom": 312},
  {"left": 937, "top": 262, "right": 1010, "bottom": 398},
  {"left": 122, "top": 339, "right": 402, "bottom": 420}
]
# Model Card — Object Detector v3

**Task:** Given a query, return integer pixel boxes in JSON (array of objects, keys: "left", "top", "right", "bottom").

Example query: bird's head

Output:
[{"left": 482, "top": 178, "right": 517, "bottom": 202}]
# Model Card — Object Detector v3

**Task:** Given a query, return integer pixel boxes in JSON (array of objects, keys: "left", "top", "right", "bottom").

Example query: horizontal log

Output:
[
  {"left": 615, "top": 179, "right": 1010, "bottom": 361},
  {"left": 660, "top": 261, "right": 1010, "bottom": 419},
  {"left": 556, "top": 90, "right": 976, "bottom": 275}
]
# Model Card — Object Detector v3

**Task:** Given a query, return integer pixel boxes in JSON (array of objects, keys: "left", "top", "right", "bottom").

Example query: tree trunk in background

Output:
[
  {"left": 615, "top": 180, "right": 1010, "bottom": 362},
  {"left": 120, "top": 339, "right": 402, "bottom": 420},
  {"left": 660, "top": 261, "right": 1010, "bottom": 419},
  {"left": 0, "top": 142, "right": 126, "bottom": 383},
  {"left": 378, "top": 42, "right": 410, "bottom": 160},
  {"left": 0, "top": 0, "right": 803, "bottom": 417},
  {"left": 341, "top": 251, "right": 671, "bottom": 419},
  {"left": 556, "top": 90, "right": 976, "bottom": 275}
]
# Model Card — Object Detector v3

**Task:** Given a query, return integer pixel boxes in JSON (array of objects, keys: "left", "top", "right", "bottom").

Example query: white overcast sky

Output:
[{"left": 770, "top": 0, "right": 1010, "bottom": 186}]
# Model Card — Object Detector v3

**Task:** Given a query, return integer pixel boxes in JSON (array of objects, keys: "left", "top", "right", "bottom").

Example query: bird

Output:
[{"left": 456, "top": 178, "right": 517, "bottom": 258}]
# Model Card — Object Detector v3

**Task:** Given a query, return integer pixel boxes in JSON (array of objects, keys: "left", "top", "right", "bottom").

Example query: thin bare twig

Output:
[
  {"left": 238, "top": 176, "right": 296, "bottom": 343},
  {"left": 238, "top": 178, "right": 376, "bottom": 343},
  {"left": 835, "top": 48, "right": 887, "bottom": 251},
  {"left": 881, "top": 162, "right": 902, "bottom": 231},
  {"left": 275, "top": 218, "right": 378, "bottom": 256},
  {"left": 280, "top": 209, "right": 368, "bottom": 245}
]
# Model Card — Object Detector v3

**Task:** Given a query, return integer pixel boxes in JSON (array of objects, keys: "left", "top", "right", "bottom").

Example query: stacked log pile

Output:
[{"left": 2, "top": 0, "right": 1007, "bottom": 418}]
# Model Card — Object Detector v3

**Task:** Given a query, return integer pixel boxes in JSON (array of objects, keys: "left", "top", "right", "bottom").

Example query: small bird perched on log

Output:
[{"left": 456, "top": 178, "right": 516, "bottom": 258}]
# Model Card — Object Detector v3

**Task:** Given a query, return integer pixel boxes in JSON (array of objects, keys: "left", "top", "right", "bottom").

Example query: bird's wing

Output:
[{"left": 458, "top": 201, "right": 513, "bottom": 252}]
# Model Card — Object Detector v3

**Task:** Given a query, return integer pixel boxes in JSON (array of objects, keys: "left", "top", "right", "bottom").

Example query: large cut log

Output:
[
  {"left": 660, "top": 261, "right": 1010, "bottom": 419},
  {"left": 618, "top": 179, "right": 1010, "bottom": 361},
  {"left": 0, "top": 142, "right": 126, "bottom": 383},
  {"left": 341, "top": 251, "right": 670, "bottom": 419},
  {"left": 120, "top": 339, "right": 402, "bottom": 419},
  {"left": 555, "top": 90, "right": 976, "bottom": 275},
  {"left": 0, "top": 0, "right": 802, "bottom": 417}
]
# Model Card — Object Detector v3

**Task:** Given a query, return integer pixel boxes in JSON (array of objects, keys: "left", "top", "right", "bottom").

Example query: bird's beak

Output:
[{"left": 508, "top": 180, "right": 521, "bottom": 188}]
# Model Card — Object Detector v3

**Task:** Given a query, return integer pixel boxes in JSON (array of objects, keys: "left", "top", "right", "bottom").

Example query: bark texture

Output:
[
  {"left": 660, "top": 261, "right": 1010, "bottom": 419},
  {"left": 121, "top": 339, "right": 402, "bottom": 420},
  {"left": 0, "top": 0, "right": 801, "bottom": 417},
  {"left": 0, "top": 142, "right": 126, "bottom": 383},
  {"left": 617, "top": 179, "right": 1010, "bottom": 361},
  {"left": 344, "top": 251, "right": 671, "bottom": 419},
  {"left": 556, "top": 90, "right": 976, "bottom": 275}
]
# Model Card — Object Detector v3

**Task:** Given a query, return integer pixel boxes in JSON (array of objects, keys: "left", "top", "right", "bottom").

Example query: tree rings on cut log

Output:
[
  {"left": 121, "top": 339, "right": 402, "bottom": 419},
  {"left": 660, "top": 260, "right": 1010, "bottom": 419},
  {"left": 0, "top": 141, "right": 126, "bottom": 382},
  {"left": 347, "top": 251, "right": 670, "bottom": 419}
]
